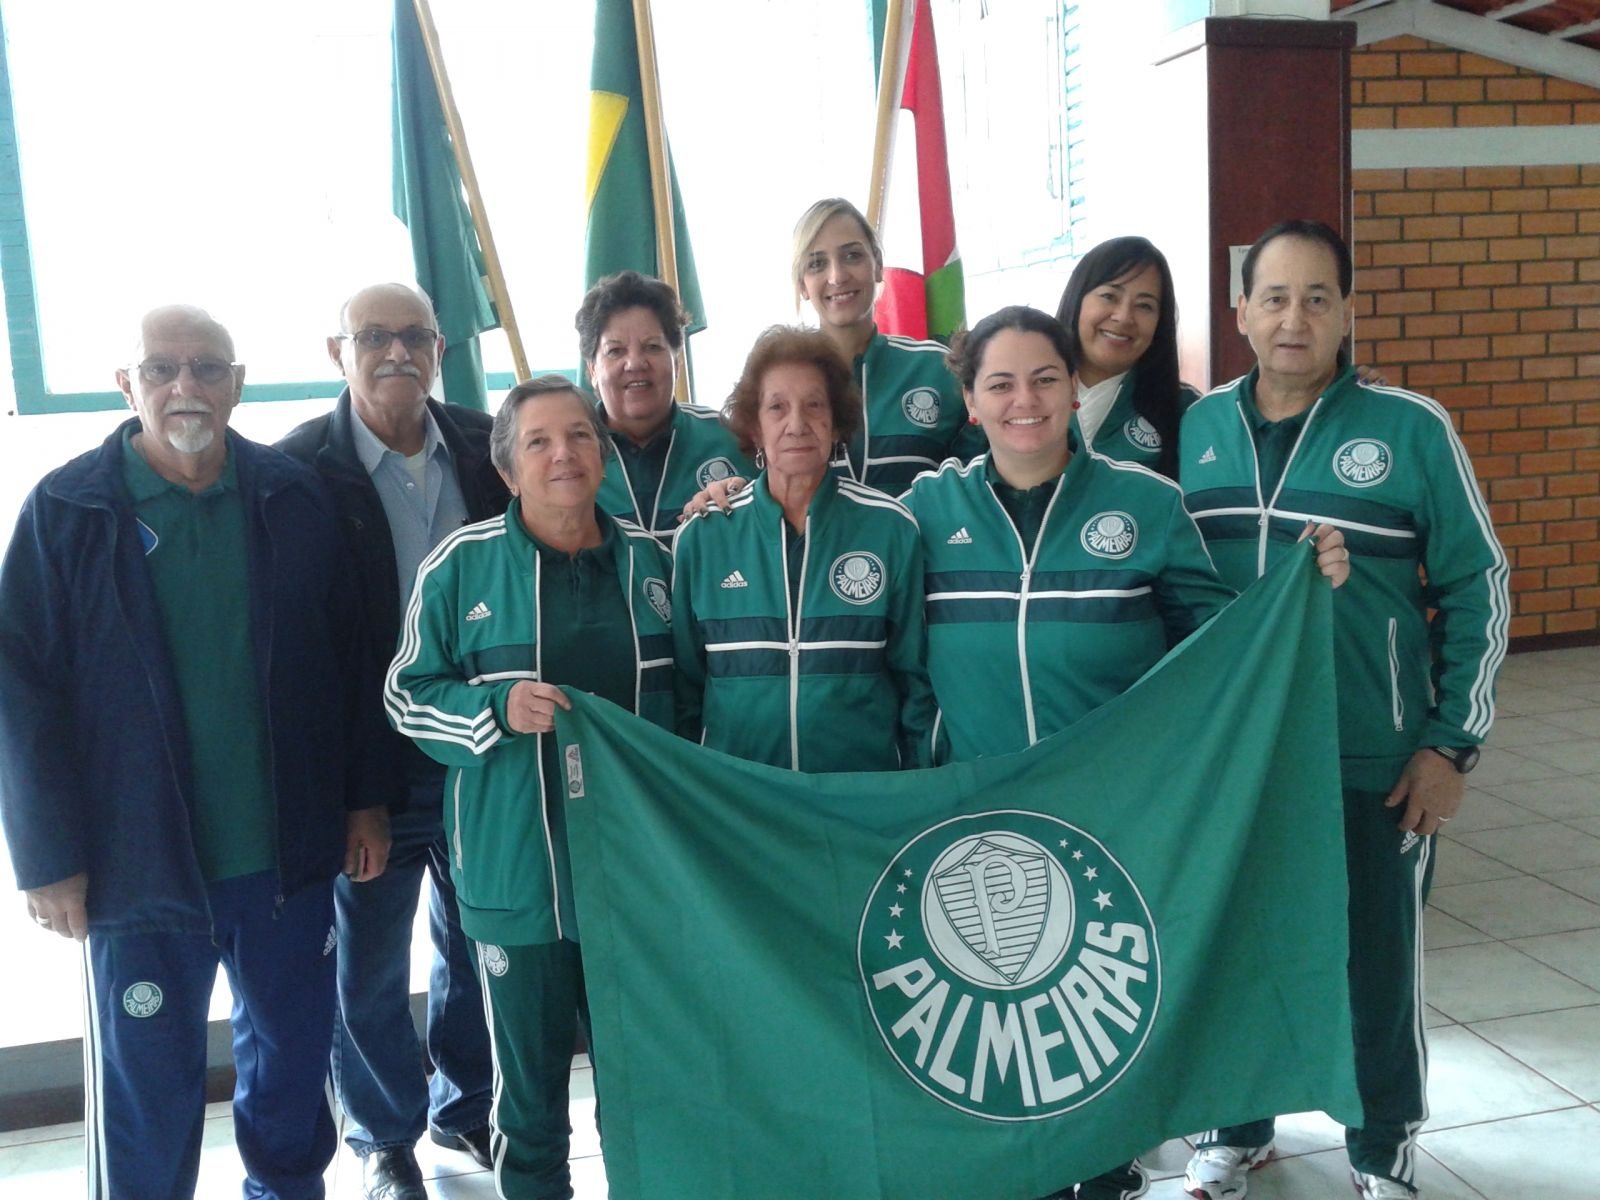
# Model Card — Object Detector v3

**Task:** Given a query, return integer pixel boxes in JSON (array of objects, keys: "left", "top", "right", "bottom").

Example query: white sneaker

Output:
[
  {"left": 1351, "top": 1168, "right": 1417, "bottom": 1198},
  {"left": 1182, "top": 1143, "right": 1275, "bottom": 1199}
]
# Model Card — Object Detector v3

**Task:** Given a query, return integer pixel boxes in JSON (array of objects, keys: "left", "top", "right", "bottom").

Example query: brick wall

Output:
[
  {"left": 1350, "top": 36, "right": 1600, "bottom": 642},
  {"left": 1351, "top": 35, "right": 1600, "bottom": 129}
]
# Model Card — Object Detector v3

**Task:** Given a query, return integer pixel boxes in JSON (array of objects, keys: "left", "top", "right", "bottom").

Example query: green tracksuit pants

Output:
[
  {"left": 475, "top": 939, "right": 594, "bottom": 1200},
  {"left": 1198, "top": 784, "right": 1436, "bottom": 1189}
]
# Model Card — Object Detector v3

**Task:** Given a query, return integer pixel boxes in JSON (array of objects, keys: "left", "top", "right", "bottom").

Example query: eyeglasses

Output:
[
  {"left": 339, "top": 326, "right": 439, "bottom": 353},
  {"left": 133, "top": 358, "right": 240, "bottom": 386}
]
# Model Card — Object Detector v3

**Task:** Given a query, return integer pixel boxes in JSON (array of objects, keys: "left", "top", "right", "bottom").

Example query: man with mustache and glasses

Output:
[
  {"left": 0, "top": 304, "right": 388, "bottom": 1200},
  {"left": 278, "top": 282, "right": 503, "bottom": 1200}
]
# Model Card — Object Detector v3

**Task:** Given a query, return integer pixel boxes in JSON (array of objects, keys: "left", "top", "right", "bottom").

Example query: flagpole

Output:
[
  {"left": 410, "top": 0, "right": 530, "bottom": 381},
  {"left": 630, "top": 0, "right": 691, "bottom": 402},
  {"left": 866, "top": 0, "right": 910, "bottom": 230}
]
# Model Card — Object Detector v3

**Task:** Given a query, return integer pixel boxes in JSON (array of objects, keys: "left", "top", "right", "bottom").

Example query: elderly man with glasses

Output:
[
  {"left": 0, "top": 304, "right": 388, "bottom": 1200},
  {"left": 277, "top": 282, "right": 503, "bottom": 1200}
]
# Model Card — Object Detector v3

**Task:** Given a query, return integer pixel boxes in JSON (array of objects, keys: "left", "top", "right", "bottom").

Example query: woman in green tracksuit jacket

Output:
[
  {"left": 792, "top": 197, "right": 987, "bottom": 494},
  {"left": 579, "top": 270, "right": 753, "bottom": 546},
  {"left": 1055, "top": 235, "right": 1201, "bottom": 478},
  {"left": 901, "top": 307, "right": 1349, "bottom": 1200},
  {"left": 385, "top": 376, "right": 675, "bottom": 1200},
  {"left": 673, "top": 326, "right": 933, "bottom": 772},
  {"left": 902, "top": 306, "right": 1245, "bottom": 771}
]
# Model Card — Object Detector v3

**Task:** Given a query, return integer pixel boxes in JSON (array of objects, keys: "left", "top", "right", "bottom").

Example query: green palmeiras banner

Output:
[
  {"left": 583, "top": 0, "right": 704, "bottom": 333},
  {"left": 391, "top": 0, "right": 498, "bottom": 411},
  {"left": 558, "top": 547, "right": 1359, "bottom": 1199}
]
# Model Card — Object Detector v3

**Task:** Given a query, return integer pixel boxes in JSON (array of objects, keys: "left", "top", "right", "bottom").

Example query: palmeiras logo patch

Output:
[
  {"left": 1080, "top": 512, "right": 1137, "bottom": 559},
  {"left": 481, "top": 945, "right": 509, "bottom": 977},
  {"left": 902, "top": 387, "right": 941, "bottom": 428},
  {"left": 858, "top": 811, "right": 1161, "bottom": 1121},
  {"left": 831, "top": 551, "right": 885, "bottom": 605},
  {"left": 123, "top": 982, "right": 163, "bottom": 1018},
  {"left": 643, "top": 577, "right": 671, "bottom": 624},
  {"left": 1333, "top": 438, "right": 1392, "bottom": 488},
  {"left": 696, "top": 457, "right": 737, "bottom": 489},
  {"left": 1122, "top": 416, "right": 1162, "bottom": 451}
]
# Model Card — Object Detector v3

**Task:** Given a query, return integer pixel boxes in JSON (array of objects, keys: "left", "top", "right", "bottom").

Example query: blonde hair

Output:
[{"left": 789, "top": 198, "right": 883, "bottom": 310}]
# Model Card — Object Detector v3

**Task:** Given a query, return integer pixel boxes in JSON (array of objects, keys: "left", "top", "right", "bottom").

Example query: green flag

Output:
[
  {"left": 391, "top": 0, "right": 497, "bottom": 411},
  {"left": 559, "top": 547, "right": 1359, "bottom": 1199},
  {"left": 584, "top": 0, "right": 704, "bottom": 332}
]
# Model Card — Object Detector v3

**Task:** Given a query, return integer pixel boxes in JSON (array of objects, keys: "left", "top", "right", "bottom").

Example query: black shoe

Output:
[
  {"left": 362, "top": 1146, "right": 427, "bottom": 1200},
  {"left": 429, "top": 1124, "right": 495, "bottom": 1171}
]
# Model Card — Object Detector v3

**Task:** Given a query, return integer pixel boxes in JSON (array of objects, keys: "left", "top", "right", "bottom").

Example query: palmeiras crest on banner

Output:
[{"left": 858, "top": 811, "right": 1161, "bottom": 1121}]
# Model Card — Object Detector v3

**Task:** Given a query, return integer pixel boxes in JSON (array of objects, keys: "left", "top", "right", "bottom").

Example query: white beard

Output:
[{"left": 166, "top": 415, "right": 215, "bottom": 455}]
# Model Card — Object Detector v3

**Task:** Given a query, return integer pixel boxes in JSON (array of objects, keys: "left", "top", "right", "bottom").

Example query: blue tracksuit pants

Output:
[{"left": 82, "top": 871, "right": 337, "bottom": 1200}]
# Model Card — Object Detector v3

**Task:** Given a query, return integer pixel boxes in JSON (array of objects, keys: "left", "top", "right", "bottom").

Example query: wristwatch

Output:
[{"left": 1428, "top": 744, "right": 1480, "bottom": 774}]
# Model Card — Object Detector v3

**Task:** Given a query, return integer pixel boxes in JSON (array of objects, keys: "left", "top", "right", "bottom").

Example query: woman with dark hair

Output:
[
  {"left": 385, "top": 375, "right": 677, "bottom": 1199},
  {"left": 902, "top": 307, "right": 1348, "bottom": 1199},
  {"left": 577, "top": 270, "right": 752, "bottom": 545},
  {"left": 1054, "top": 236, "right": 1194, "bottom": 480},
  {"left": 672, "top": 325, "right": 932, "bottom": 772}
]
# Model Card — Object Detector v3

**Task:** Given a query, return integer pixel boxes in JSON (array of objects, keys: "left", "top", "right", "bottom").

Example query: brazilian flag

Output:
[
  {"left": 584, "top": 0, "right": 704, "bottom": 333},
  {"left": 391, "top": 0, "right": 497, "bottom": 410}
]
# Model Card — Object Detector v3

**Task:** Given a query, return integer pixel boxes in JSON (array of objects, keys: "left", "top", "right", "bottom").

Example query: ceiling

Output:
[{"left": 1332, "top": 0, "right": 1600, "bottom": 83}]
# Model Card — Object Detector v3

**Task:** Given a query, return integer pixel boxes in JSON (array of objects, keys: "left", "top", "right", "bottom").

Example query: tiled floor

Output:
[{"left": 2, "top": 646, "right": 1597, "bottom": 1198}]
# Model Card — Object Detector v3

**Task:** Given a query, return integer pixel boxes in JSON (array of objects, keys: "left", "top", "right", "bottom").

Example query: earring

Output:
[
  {"left": 754, "top": 448, "right": 766, "bottom": 470},
  {"left": 967, "top": 413, "right": 979, "bottom": 426}
]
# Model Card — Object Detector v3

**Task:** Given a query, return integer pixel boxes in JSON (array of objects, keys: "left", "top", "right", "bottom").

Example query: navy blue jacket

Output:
[
  {"left": 276, "top": 392, "right": 509, "bottom": 801},
  {"left": 0, "top": 422, "right": 375, "bottom": 935}
]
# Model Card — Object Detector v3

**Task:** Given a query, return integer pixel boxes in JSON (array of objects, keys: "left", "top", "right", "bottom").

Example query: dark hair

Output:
[
  {"left": 490, "top": 374, "right": 613, "bottom": 474},
  {"left": 1055, "top": 236, "right": 1182, "bottom": 479},
  {"left": 946, "top": 306, "right": 1075, "bottom": 393},
  {"left": 723, "top": 326, "right": 863, "bottom": 458},
  {"left": 1241, "top": 219, "right": 1353, "bottom": 299},
  {"left": 574, "top": 271, "right": 692, "bottom": 363}
]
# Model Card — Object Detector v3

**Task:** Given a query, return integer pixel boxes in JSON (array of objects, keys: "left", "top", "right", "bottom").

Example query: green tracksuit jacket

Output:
[
  {"left": 903, "top": 453, "right": 1236, "bottom": 764},
  {"left": 385, "top": 505, "right": 676, "bottom": 944},
  {"left": 1180, "top": 365, "right": 1509, "bottom": 788},
  {"left": 1077, "top": 368, "right": 1202, "bottom": 471},
  {"left": 598, "top": 401, "right": 753, "bottom": 546},
  {"left": 837, "top": 330, "right": 988, "bottom": 494},
  {"left": 671, "top": 472, "right": 934, "bottom": 772}
]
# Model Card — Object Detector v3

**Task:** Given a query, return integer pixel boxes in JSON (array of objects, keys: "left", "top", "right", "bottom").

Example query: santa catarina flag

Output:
[
  {"left": 874, "top": 0, "right": 965, "bottom": 342},
  {"left": 557, "top": 547, "right": 1358, "bottom": 1200},
  {"left": 584, "top": 0, "right": 704, "bottom": 331}
]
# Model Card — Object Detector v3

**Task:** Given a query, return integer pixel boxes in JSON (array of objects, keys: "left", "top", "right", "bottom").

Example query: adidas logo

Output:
[
  {"left": 947, "top": 527, "right": 973, "bottom": 545},
  {"left": 465, "top": 601, "right": 492, "bottom": 622},
  {"left": 1198, "top": 446, "right": 1216, "bottom": 465},
  {"left": 720, "top": 570, "right": 749, "bottom": 589}
]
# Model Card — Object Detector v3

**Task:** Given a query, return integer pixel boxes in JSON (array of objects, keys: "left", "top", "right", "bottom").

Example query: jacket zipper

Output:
[
  {"left": 986, "top": 475, "right": 1064, "bottom": 748},
  {"left": 1238, "top": 394, "right": 1325, "bottom": 579},
  {"left": 852, "top": 360, "right": 871, "bottom": 483},
  {"left": 648, "top": 427, "right": 677, "bottom": 535},
  {"left": 529, "top": 552, "right": 565, "bottom": 941},
  {"left": 781, "top": 518, "right": 810, "bottom": 770},
  {"left": 259, "top": 491, "right": 285, "bottom": 914},
  {"left": 452, "top": 771, "right": 464, "bottom": 868},
  {"left": 625, "top": 542, "right": 643, "bottom": 711},
  {"left": 112, "top": 504, "right": 214, "bottom": 930},
  {"left": 1387, "top": 617, "right": 1404, "bottom": 732}
]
